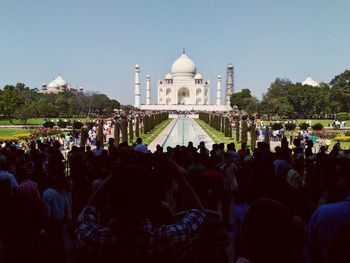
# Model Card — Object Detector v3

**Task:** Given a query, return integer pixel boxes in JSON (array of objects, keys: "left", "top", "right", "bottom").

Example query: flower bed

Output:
[
  {"left": 0, "top": 134, "right": 30, "bottom": 142},
  {"left": 335, "top": 136, "right": 350, "bottom": 142}
]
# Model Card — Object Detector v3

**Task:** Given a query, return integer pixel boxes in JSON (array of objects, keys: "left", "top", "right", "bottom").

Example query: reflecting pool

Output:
[{"left": 162, "top": 117, "right": 201, "bottom": 148}]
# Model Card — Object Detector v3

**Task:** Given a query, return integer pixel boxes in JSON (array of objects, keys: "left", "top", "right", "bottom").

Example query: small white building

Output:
[
  {"left": 42, "top": 75, "right": 83, "bottom": 94},
  {"left": 302, "top": 76, "right": 319, "bottom": 87}
]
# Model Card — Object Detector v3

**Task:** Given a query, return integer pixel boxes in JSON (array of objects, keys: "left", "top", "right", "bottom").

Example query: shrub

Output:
[
  {"left": 311, "top": 123, "right": 324, "bottom": 131},
  {"left": 43, "top": 121, "right": 55, "bottom": 128},
  {"left": 73, "top": 121, "right": 83, "bottom": 130},
  {"left": 336, "top": 112, "right": 350, "bottom": 121},
  {"left": 47, "top": 129, "right": 61, "bottom": 136},
  {"left": 299, "top": 122, "right": 309, "bottom": 130},
  {"left": 285, "top": 123, "right": 297, "bottom": 131},
  {"left": 57, "top": 119, "right": 67, "bottom": 128},
  {"left": 241, "top": 115, "right": 248, "bottom": 120},
  {"left": 271, "top": 122, "right": 284, "bottom": 131},
  {"left": 345, "top": 131, "right": 350, "bottom": 136},
  {"left": 0, "top": 134, "right": 30, "bottom": 142}
]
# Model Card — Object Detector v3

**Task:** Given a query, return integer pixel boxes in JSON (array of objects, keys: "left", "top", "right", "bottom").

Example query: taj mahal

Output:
[{"left": 134, "top": 51, "right": 233, "bottom": 112}]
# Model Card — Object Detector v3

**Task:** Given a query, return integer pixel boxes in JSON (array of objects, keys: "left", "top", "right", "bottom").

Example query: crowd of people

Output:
[{"left": 0, "top": 134, "right": 349, "bottom": 263}]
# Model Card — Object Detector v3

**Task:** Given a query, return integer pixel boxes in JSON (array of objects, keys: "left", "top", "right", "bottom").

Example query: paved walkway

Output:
[{"left": 148, "top": 118, "right": 177, "bottom": 152}]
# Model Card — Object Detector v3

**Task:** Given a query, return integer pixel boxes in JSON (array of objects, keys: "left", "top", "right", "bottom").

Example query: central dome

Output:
[{"left": 171, "top": 54, "right": 196, "bottom": 76}]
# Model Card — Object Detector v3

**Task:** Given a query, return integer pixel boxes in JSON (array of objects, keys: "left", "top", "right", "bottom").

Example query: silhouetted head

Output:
[
  {"left": 241, "top": 198, "right": 294, "bottom": 263},
  {"left": 110, "top": 163, "right": 157, "bottom": 224},
  {"left": 108, "top": 138, "right": 115, "bottom": 146},
  {"left": 136, "top": 137, "right": 142, "bottom": 144}
]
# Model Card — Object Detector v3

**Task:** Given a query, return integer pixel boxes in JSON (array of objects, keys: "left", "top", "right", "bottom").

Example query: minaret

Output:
[
  {"left": 226, "top": 64, "right": 234, "bottom": 106},
  {"left": 134, "top": 64, "right": 141, "bottom": 108},
  {"left": 216, "top": 75, "right": 221, "bottom": 105},
  {"left": 146, "top": 74, "right": 151, "bottom": 105}
]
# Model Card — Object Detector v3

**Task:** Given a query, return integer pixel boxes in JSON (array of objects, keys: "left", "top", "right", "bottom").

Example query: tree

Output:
[
  {"left": 250, "top": 123, "right": 257, "bottom": 152},
  {"left": 129, "top": 118, "right": 133, "bottom": 143},
  {"left": 230, "top": 89, "right": 259, "bottom": 114},
  {"left": 114, "top": 122, "right": 120, "bottom": 145},
  {"left": 135, "top": 117, "right": 140, "bottom": 138},
  {"left": 106, "top": 99, "right": 121, "bottom": 113},
  {"left": 14, "top": 103, "right": 36, "bottom": 124},
  {"left": 235, "top": 118, "right": 240, "bottom": 142},
  {"left": 264, "top": 126, "right": 270, "bottom": 145},
  {"left": 330, "top": 79, "right": 350, "bottom": 113},
  {"left": 0, "top": 85, "right": 21, "bottom": 123},
  {"left": 260, "top": 78, "right": 294, "bottom": 117},
  {"left": 224, "top": 117, "right": 230, "bottom": 137},
  {"left": 90, "top": 94, "right": 110, "bottom": 114},
  {"left": 97, "top": 122, "right": 104, "bottom": 143},
  {"left": 121, "top": 117, "right": 128, "bottom": 143},
  {"left": 241, "top": 120, "right": 248, "bottom": 144}
]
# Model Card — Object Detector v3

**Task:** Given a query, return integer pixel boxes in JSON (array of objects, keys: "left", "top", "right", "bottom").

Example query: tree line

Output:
[
  {"left": 0, "top": 83, "right": 121, "bottom": 124},
  {"left": 231, "top": 69, "right": 350, "bottom": 118}
]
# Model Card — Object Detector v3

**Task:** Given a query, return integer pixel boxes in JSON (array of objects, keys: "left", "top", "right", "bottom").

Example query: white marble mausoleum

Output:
[{"left": 134, "top": 51, "right": 232, "bottom": 112}]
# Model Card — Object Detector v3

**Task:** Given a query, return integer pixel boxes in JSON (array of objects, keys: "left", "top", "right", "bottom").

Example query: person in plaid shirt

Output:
[{"left": 75, "top": 157, "right": 207, "bottom": 262}]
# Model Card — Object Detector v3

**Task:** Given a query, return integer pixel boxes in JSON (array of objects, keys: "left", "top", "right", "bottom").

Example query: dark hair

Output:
[
  {"left": 241, "top": 198, "right": 294, "bottom": 263},
  {"left": 110, "top": 163, "right": 157, "bottom": 224}
]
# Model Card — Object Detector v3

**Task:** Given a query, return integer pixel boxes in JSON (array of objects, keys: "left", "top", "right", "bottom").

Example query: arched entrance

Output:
[{"left": 178, "top": 87, "right": 190, "bottom": 104}]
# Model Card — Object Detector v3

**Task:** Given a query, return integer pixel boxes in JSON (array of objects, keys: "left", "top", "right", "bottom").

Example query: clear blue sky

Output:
[{"left": 1, "top": 0, "right": 349, "bottom": 105}]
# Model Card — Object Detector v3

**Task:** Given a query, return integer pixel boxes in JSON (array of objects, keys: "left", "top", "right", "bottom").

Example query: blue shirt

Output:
[
  {"left": 134, "top": 143, "right": 148, "bottom": 153},
  {"left": 232, "top": 203, "right": 249, "bottom": 240},
  {"left": 0, "top": 170, "right": 18, "bottom": 189},
  {"left": 42, "top": 187, "right": 72, "bottom": 221},
  {"left": 305, "top": 195, "right": 350, "bottom": 263}
]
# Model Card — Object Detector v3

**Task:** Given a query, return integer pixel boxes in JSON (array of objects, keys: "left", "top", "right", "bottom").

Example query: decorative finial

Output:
[{"left": 182, "top": 47, "right": 186, "bottom": 54}]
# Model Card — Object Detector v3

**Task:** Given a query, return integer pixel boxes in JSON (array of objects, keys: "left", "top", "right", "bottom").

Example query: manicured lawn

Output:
[
  {"left": 0, "top": 128, "right": 32, "bottom": 136},
  {"left": 330, "top": 141, "right": 350, "bottom": 150},
  {"left": 195, "top": 119, "right": 239, "bottom": 146},
  {"left": 197, "top": 119, "right": 350, "bottom": 151},
  {"left": 140, "top": 119, "right": 173, "bottom": 146},
  {"left": 0, "top": 117, "right": 86, "bottom": 126},
  {"left": 113, "top": 119, "right": 173, "bottom": 146},
  {"left": 0, "top": 118, "right": 46, "bottom": 125},
  {"left": 0, "top": 128, "right": 33, "bottom": 141}
]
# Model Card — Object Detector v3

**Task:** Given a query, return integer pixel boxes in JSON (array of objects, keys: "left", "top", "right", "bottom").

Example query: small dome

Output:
[
  {"left": 165, "top": 73, "right": 173, "bottom": 79},
  {"left": 302, "top": 76, "right": 319, "bottom": 87},
  {"left": 171, "top": 54, "right": 196, "bottom": 76},
  {"left": 217, "top": 75, "right": 221, "bottom": 79},
  {"left": 194, "top": 73, "right": 203, "bottom": 80},
  {"left": 135, "top": 64, "right": 140, "bottom": 68}
]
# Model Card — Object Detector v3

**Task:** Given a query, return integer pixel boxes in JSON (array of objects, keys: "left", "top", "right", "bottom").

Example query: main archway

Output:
[{"left": 178, "top": 87, "right": 190, "bottom": 104}]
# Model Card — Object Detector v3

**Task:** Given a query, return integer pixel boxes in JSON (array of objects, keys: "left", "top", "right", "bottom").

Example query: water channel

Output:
[{"left": 162, "top": 117, "right": 201, "bottom": 148}]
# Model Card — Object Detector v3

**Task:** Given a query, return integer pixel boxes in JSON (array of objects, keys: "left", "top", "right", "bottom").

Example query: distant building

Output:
[
  {"left": 302, "top": 76, "right": 319, "bottom": 87},
  {"left": 135, "top": 50, "right": 232, "bottom": 112},
  {"left": 41, "top": 75, "right": 84, "bottom": 95}
]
